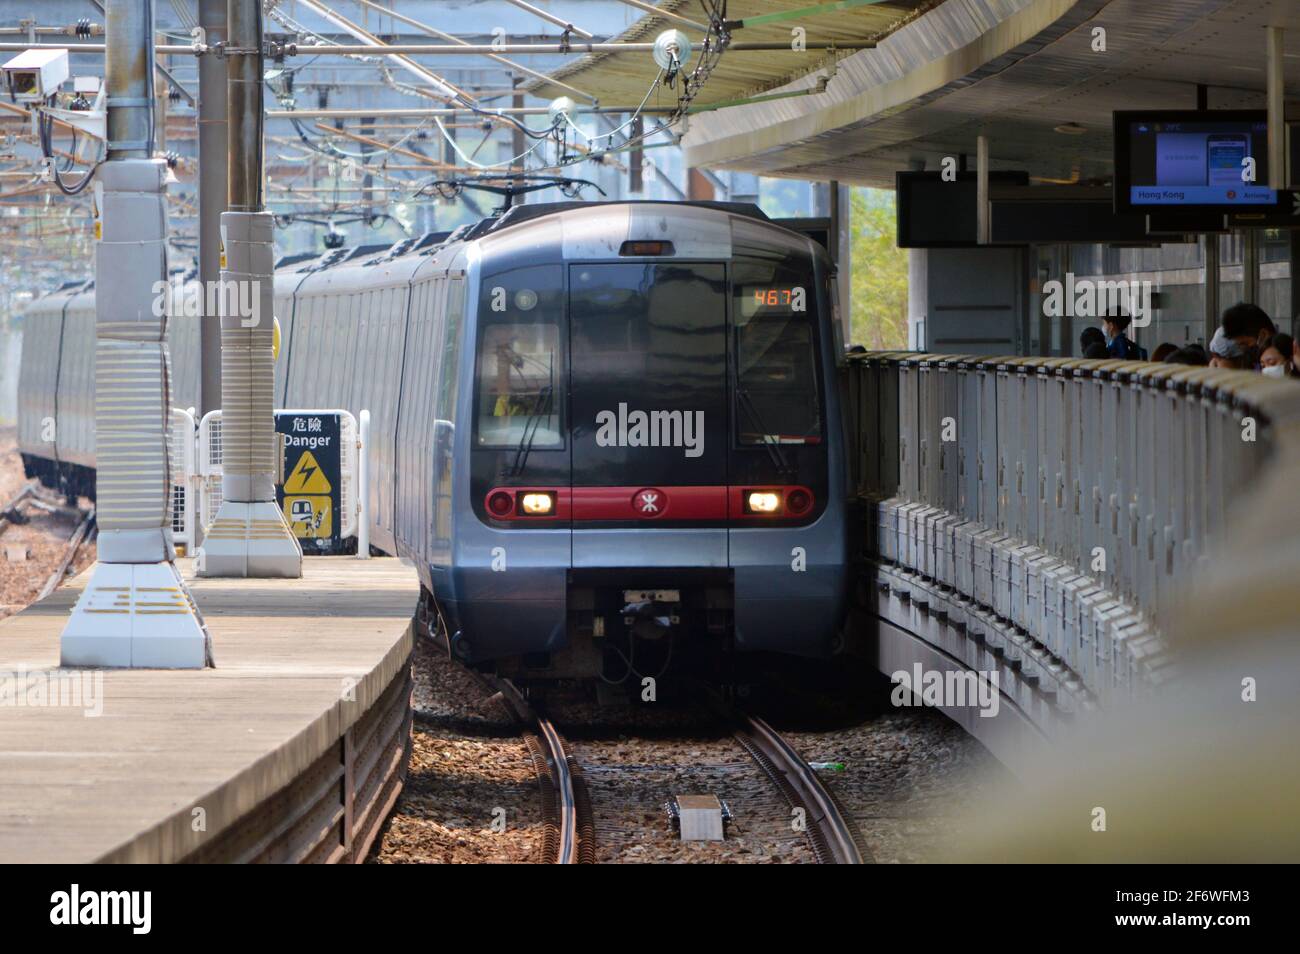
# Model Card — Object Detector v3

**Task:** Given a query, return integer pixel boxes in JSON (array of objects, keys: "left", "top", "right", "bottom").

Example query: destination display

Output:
[{"left": 1114, "top": 110, "right": 1277, "bottom": 210}]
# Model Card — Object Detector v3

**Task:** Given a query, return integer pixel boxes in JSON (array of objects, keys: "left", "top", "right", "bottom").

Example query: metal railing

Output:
[
  {"left": 196, "top": 408, "right": 363, "bottom": 541},
  {"left": 169, "top": 407, "right": 197, "bottom": 551},
  {"left": 847, "top": 353, "right": 1299, "bottom": 741}
]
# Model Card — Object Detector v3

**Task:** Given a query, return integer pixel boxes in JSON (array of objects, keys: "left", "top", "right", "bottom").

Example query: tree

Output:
[{"left": 849, "top": 188, "right": 908, "bottom": 349}]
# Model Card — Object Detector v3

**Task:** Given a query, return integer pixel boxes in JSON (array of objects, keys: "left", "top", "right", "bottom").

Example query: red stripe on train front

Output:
[{"left": 484, "top": 486, "right": 814, "bottom": 521}]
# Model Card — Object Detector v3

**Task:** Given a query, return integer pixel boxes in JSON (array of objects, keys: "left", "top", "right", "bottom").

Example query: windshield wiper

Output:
[
  {"left": 736, "top": 387, "right": 792, "bottom": 475},
  {"left": 509, "top": 385, "right": 554, "bottom": 476}
]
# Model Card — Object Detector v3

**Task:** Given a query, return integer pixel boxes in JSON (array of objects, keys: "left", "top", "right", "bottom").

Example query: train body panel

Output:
[
  {"left": 16, "top": 288, "right": 68, "bottom": 461},
  {"left": 18, "top": 201, "right": 852, "bottom": 679}
]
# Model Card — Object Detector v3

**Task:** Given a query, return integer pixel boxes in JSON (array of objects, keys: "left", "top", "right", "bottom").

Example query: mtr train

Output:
[{"left": 18, "top": 201, "right": 851, "bottom": 682}]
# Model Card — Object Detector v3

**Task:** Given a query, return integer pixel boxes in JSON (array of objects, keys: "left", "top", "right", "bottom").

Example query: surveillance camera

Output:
[{"left": 3, "top": 48, "right": 70, "bottom": 103}]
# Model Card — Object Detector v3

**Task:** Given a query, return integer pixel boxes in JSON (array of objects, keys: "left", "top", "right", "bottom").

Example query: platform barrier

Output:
[
  {"left": 195, "top": 408, "right": 364, "bottom": 551},
  {"left": 847, "top": 353, "right": 1300, "bottom": 761}
]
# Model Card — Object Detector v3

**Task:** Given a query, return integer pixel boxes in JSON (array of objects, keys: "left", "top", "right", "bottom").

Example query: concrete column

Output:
[
  {"left": 196, "top": 0, "right": 301, "bottom": 578},
  {"left": 61, "top": 0, "right": 208, "bottom": 668}
]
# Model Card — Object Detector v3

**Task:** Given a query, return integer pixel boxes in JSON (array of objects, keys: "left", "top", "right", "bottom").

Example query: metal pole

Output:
[
  {"left": 198, "top": 0, "right": 300, "bottom": 578},
  {"left": 976, "top": 134, "right": 990, "bottom": 245},
  {"left": 1204, "top": 234, "right": 1220, "bottom": 343},
  {"left": 1266, "top": 27, "right": 1285, "bottom": 192},
  {"left": 103, "top": 4, "right": 152, "bottom": 160},
  {"left": 502, "top": 0, "right": 596, "bottom": 39},
  {"left": 0, "top": 41, "right": 871, "bottom": 54},
  {"left": 1243, "top": 228, "right": 1260, "bottom": 305},
  {"left": 346, "top": 0, "right": 596, "bottom": 103},
  {"left": 835, "top": 182, "right": 852, "bottom": 346},
  {"left": 61, "top": 0, "right": 207, "bottom": 668},
  {"left": 197, "top": 0, "right": 226, "bottom": 422},
  {"left": 227, "top": 0, "right": 263, "bottom": 213}
]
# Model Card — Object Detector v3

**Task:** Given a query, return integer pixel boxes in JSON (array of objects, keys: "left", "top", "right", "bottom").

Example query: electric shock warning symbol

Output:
[
  {"left": 287, "top": 496, "right": 332, "bottom": 538},
  {"left": 284, "top": 450, "right": 333, "bottom": 495}
]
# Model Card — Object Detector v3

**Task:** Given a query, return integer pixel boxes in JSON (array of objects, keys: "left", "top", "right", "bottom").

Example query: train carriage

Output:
[{"left": 18, "top": 201, "right": 852, "bottom": 682}]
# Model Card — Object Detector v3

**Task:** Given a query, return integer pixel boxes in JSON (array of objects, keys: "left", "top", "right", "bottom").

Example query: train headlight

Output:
[
  {"left": 746, "top": 491, "right": 781, "bottom": 514},
  {"left": 520, "top": 492, "right": 555, "bottom": 515}
]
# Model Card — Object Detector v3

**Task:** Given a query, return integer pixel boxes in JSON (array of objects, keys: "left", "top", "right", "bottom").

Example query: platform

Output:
[{"left": 0, "top": 556, "right": 418, "bottom": 863}]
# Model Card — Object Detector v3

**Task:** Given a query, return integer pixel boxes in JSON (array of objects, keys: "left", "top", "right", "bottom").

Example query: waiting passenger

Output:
[
  {"left": 1259, "top": 333, "right": 1295, "bottom": 379},
  {"left": 1080, "top": 326, "right": 1105, "bottom": 354},
  {"left": 1083, "top": 342, "right": 1110, "bottom": 360},
  {"left": 1221, "top": 302, "right": 1276, "bottom": 353},
  {"left": 1150, "top": 342, "right": 1178, "bottom": 363},
  {"left": 1165, "top": 346, "right": 1209, "bottom": 366},
  {"left": 1102, "top": 313, "right": 1148, "bottom": 360},
  {"left": 1208, "top": 331, "right": 1255, "bottom": 370}
]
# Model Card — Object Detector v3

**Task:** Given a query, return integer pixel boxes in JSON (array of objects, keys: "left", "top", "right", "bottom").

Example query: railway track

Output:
[
  {"left": 488, "top": 678, "right": 596, "bottom": 864},
  {"left": 36, "top": 506, "right": 96, "bottom": 601},
  {"left": 731, "top": 712, "right": 873, "bottom": 864},
  {"left": 0, "top": 482, "right": 37, "bottom": 536},
  {"left": 403, "top": 619, "right": 869, "bottom": 864}
]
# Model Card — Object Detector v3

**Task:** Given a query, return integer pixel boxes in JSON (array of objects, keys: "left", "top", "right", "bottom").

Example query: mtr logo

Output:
[{"left": 635, "top": 488, "right": 665, "bottom": 515}]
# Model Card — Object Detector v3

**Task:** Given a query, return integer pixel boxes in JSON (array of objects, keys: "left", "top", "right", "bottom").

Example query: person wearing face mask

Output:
[
  {"left": 1258, "top": 333, "right": 1295, "bottom": 379},
  {"left": 1101, "top": 312, "right": 1147, "bottom": 360}
]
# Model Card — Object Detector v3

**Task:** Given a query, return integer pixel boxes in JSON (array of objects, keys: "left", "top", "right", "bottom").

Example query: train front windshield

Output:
[
  {"left": 570, "top": 262, "right": 729, "bottom": 488},
  {"left": 472, "top": 253, "right": 823, "bottom": 490}
]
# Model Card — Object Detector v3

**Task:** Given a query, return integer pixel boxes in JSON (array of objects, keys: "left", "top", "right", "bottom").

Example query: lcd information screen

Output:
[{"left": 1113, "top": 110, "right": 1277, "bottom": 210}]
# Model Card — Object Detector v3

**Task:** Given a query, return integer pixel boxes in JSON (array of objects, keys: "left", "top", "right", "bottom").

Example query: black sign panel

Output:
[{"left": 275, "top": 412, "right": 343, "bottom": 553}]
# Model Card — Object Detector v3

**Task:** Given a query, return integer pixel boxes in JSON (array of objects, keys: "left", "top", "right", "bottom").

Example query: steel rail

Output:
[
  {"left": 733, "top": 714, "right": 870, "bottom": 864},
  {"left": 36, "top": 506, "right": 95, "bottom": 601},
  {"left": 491, "top": 676, "right": 592, "bottom": 864},
  {"left": 0, "top": 482, "right": 36, "bottom": 536},
  {"left": 536, "top": 716, "right": 581, "bottom": 865}
]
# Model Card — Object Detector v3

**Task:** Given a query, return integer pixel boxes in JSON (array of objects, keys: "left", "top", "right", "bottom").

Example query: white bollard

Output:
[{"left": 357, "top": 409, "right": 371, "bottom": 559}]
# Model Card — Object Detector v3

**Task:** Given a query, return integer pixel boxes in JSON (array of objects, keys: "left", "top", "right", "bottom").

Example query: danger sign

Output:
[
  {"left": 276, "top": 413, "right": 343, "bottom": 552},
  {"left": 284, "top": 450, "right": 332, "bottom": 495}
]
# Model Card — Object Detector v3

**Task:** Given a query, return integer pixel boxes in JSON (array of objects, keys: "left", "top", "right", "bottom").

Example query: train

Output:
[{"left": 17, "top": 200, "right": 851, "bottom": 682}]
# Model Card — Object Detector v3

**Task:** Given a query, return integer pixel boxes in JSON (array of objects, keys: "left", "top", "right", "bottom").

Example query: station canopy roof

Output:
[
  {"left": 547, "top": 0, "right": 1300, "bottom": 188},
  {"left": 525, "top": 0, "right": 932, "bottom": 109}
]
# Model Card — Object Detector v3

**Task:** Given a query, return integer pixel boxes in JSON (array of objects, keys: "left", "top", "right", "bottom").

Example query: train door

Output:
[{"left": 568, "top": 261, "right": 729, "bottom": 568}]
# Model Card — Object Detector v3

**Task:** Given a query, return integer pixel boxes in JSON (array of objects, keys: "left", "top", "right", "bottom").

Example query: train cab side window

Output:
[
  {"left": 733, "top": 265, "right": 822, "bottom": 446},
  {"left": 474, "top": 267, "right": 564, "bottom": 450}
]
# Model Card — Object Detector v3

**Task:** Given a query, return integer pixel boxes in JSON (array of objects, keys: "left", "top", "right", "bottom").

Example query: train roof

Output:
[
  {"left": 274, "top": 201, "right": 801, "bottom": 276},
  {"left": 463, "top": 200, "right": 771, "bottom": 240}
]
